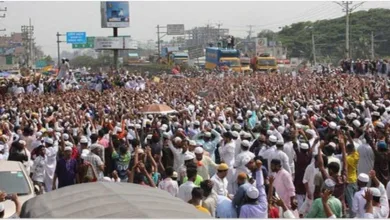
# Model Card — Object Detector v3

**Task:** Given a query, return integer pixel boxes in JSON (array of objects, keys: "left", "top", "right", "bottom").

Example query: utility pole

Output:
[
  {"left": 56, "top": 32, "right": 64, "bottom": 69},
  {"left": 371, "top": 31, "right": 374, "bottom": 60},
  {"left": 334, "top": 1, "right": 364, "bottom": 59},
  {"left": 312, "top": 33, "right": 317, "bottom": 66},
  {"left": 245, "top": 25, "right": 253, "bottom": 54},
  {"left": 0, "top": 4, "right": 6, "bottom": 33},
  {"left": 156, "top": 25, "right": 167, "bottom": 58}
]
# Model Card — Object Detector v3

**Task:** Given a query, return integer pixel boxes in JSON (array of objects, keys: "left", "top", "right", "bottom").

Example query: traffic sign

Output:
[
  {"left": 72, "top": 37, "right": 95, "bottom": 49},
  {"left": 66, "top": 32, "right": 87, "bottom": 44}
]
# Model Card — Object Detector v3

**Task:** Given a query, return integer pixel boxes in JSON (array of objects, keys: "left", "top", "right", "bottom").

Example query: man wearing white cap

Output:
[
  {"left": 194, "top": 147, "right": 219, "bottom": 180},
  {"left": 258, "top": 135, "right": 277, "bottom": 171},
  {"left": 52, "top": 146, "right": 78, "bottom": 190},
  {"left": 193, "top": 128, "right": 222, "bottom": 162},
  {"left": 31, "top": 145, "right": 46, "bottom": 194},
  {"left": 270, "top": 139, "right": 291, "bottom": 174},
  {"left": 44, "top": 138, "right": 58, "bottom": 192},
  {"left": 351, "top": 173, "right": 370, "bottom": 218},
  {"left": 363, "top": 187, "right": 389, "bottom": 218}
]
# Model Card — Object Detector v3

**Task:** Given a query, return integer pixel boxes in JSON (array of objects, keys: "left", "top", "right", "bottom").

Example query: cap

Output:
[
  {"left": 300, "top": 143, "right": 309, "bottom": 150},
  {"left": 358, "top": 173, "right": 369, "bottom": 183},
  {"left": 63, "top": 133, "right": 69, "bottom": 140},
  {"left": 204, "top": 132, "right": 212, "bottom": 138},
  {"left": 217, "top": 163, "right": 229, "bottom": 171},
  {"left": 329, "top": 122, "right": 337, "bottom": 130},
  {"left": 276, "top": 140, "right": 284, "bottom": 145},
  {"left": 372, "top": 111, "right": 380, "bottom": 117},
  {"left": 231, "top": 131, "right": 239, "bottom": 138},
  {"left": 137, "top": 148, "right": 145, "bottom": 154},
  {"left": 19, "top": 140, "right": 26, "bottom": 145},
  {"left": 370, "top": 187, "right": 381, "bottom": 197},
  {"left": 64, "top": 146, "right": 72, "bottom": 151},
  {"left": 277, "top": 126, "right": 285, "bottom": 134},
  {"left": 306, "top": 129, "right": 316, "bottom": 137},
  {"left": 172, "top": 171, "right": 178, "bottom": 178},
  {"left": 353, "top": 120, "right": 361, "bottom": 128},
  {"left": 162, "top": 132, "right": 170, "bottom": 138},
  {"left": 173, "top": 137, "right": 182, "bottom": 143},
  {"left": 246, "top": 186, "right": 259, "bottom": 199},
  {"left": 189, "top": 140, "right": 197, "bottom": 146},
  {"left": 269, "top": 135, "right": 277, "bottom": 143},
  {"left": 323, "top": 178, "right": 336, "bottom": 190},
  {"left": 194, "top": 147, "right": 204, "bottom": 154},
  {"left": 81, "top": 149, "right": 89, "bottom": 158},
  {"left": 376, "top": 122, "right": 385, "bottom": 129},
  {"left": 241, "top": 140, "right": 250, "bottom": 147},
  {"left": 45, "top": 138, "right": 53, "bottom": 145},
  {"left": 328, "top": 142, "right": 337, "bottom": 149},
  {"left": 194, "top": 121, "right": 200, "bottom": 126},
  {"left": 80, "top": 137, "right": 88, "bottom": 144},
  {"left": 184, "top": 153, "right": 195, "bottom": 161}
]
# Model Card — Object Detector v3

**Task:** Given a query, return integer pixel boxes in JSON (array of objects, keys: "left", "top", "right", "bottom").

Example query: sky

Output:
[{"left": 1, "top": 0, "right": 390, "bottom": 57}]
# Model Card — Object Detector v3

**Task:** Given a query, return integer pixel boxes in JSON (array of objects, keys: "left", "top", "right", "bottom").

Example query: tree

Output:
[
  {"left": 276, "top": 8, "right": 390, "bottom": 63},
  {"left": 43, "top": 55, "right": 53, "bottom": 64}
]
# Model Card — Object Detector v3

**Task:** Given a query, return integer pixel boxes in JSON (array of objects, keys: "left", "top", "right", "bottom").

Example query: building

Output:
[{"left": 184, "top": 26, "right": 229, "bottom": 48}]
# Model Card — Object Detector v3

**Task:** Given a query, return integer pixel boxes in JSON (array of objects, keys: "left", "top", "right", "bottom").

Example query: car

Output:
[{"left": 0, "top": 161, "right": 35, "bottom": 218}]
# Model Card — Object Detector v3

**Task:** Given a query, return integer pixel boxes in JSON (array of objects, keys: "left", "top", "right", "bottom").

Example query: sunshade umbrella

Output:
[
  {"left": 140, "top": 104, "right": 176, "bottom": 114},
  {"left": 20, "top": 182, "right": 210, "bottom": 218}
]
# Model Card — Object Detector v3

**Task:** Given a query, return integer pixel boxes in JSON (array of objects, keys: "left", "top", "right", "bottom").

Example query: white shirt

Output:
[
  {"left": 0, "top": 143, "right": 9, "bottom": 160},
  {"left": 178, "top": 180, "right": 195, "bottom": 202},
  {"left": 32, "top": 155, "right": 45, "bottom": 183},
  {"left": 211, "top": 174, "right": 228, "bottom": 196},
  {"left": 283, "top": 141, "right": 296, "bottom": 174},
  {"left": 219, "top": 141, "right": 235, "bottom": 168},
  {"left": 258, "top": 145, "right": 276, "bottom": 171},
  {"left": 158, "top": 177, "right": 179, "bottom": 197},
  {"left": 44, "top": 146, "right": 58, "bottom": 180},
  {"left": 234, "top": 150, "right": 255, "bottom": 168},
  {"left": 352, "top": 187, "right": 368, "bottom": 218},
  {"left": 302, "top": 163, "right": 318, "bottom": 198}
]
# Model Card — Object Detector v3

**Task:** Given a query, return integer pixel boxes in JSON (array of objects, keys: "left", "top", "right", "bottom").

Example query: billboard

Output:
[
  {"left": 72, "top": 37, "right": 95, "bottom": 49},
  {"left": 188, "top": 46, "right": 204, "bottom": 59},
  {"left": 167, "top": 24, "right": 185, "bottom": 35},
  {"left": 101, "top": 1, "right": 130, "bottom": 28},
  {"left": 256, "top": 38, "right": 268, "bottom": 55}
]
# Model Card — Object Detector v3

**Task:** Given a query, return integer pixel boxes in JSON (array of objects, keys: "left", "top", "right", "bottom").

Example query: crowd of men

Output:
[{"left": 1, "top": 68, "right": 390, "bottom": 218}]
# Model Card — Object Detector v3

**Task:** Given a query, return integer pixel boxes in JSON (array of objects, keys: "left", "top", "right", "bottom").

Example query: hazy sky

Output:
[{"left": 1, "top": 1, "right": 389, "bottom": 57}]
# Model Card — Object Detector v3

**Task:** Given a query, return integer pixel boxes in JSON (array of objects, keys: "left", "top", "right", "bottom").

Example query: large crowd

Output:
[{"left": 1, "top": 67, "right": 390, "bottom": 218}]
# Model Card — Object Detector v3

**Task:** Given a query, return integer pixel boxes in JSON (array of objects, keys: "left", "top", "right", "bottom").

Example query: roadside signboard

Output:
[
  {"left": 124, "top": 38, "right": 138, "bottom": 49},
  {"left": 35, "top": 60, "right": 47, "bottom": 68},
  {"left": 94, "top": 37, "right": 123, "bottom": 49},
  {"left": 101, "top": 1, "right": 130, "bottom": 28},
  {"left": 72, "top": 37, "right": 95, "bottom": 49},
  {"left": 188, "top": 46, "right": 204, "bottom": 59},
  {"left": 167, "top": 24, "right": 185, "bottom": 35},
  {"left": 66, "top": 32, "right": 87, "bottom": 44}
]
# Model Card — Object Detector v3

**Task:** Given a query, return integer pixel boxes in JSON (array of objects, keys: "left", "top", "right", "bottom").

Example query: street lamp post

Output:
[{"left": 56, "top": 32, "right": 64, "bottom": 69}]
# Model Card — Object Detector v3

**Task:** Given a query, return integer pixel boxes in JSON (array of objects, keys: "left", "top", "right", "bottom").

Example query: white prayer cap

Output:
[
  {"left": 246, "top": 186, "right": 259, "bottom": 199},
  {"left": 204, "top": 132, "right": 212, "bottom": 138},
  {"left": 241, "top": 140, "right": 250, "bottom": 147},
  {"left": 189, "top": 140, "right": 197, "bottom": 146},
  {"left": 173, "top": 137, "right": 182, "bottom": 143},
  {"left": 329, "top": 122, "right": 337, "bottom": 130},
  {"left": 80, "top": 136, "right": 88, "bottom": 144},
  {"left": 328, "top": 142, "right": 337, "bottom": 149},
  {"left": 184, "top": 153, "right": 194, "bottom": 161},
  {"left": 352, "top": 120, "right": 361, "bottom": 128},
  {"left": 300, "top": 143, "right": 309, "bottom": 150},
  {"left": 63, "top": 133, "right": 69, "bottom": 140},
  {"left": 45, "top": 138, "right": 53, "bottom": 145},
  {"left": 358, "top": 173, "right": 369, "bottom": 183},
  {"left": 376, "top": 122, "right": 385, "bottom": 129},
  {"left": 231, "top": 131, "right": 239, "bottom": 138},
  {"left": 369, "top": 187, "right": 381, "bottom": 197},
  {"left": 305, "top": 129, "right": 316, "bottom": 137},
  {"left": 269, "top": 135, "right": 277, "bottom": 143},
  {"left": 277, "top": 126, "right": 285, "bottom": 134},
  {"left": 194, "top": 147, "right": 204, "bottom": 154},
  {"left": 194, "top": 121, "right": 200, "bottom": 126},
  {"left": 64, "top": 146, "right": 72, "bottom": 152}
]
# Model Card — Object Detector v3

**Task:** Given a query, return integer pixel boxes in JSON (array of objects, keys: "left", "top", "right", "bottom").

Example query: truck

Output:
[
  {"left": 125, "top": 53, "right": 141, "bottom": 64},
  {"left": 251, "top": 53, "right": 278, "bottom": 72},
  {"left": 160, "top": 47, "right": 189, "bottom": 66},
  {"left": 240, "top": 57, "right": 252, "bottom": 73},
  {"left": 205, "top": 47, "right": 241, "bottom": 72}
]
